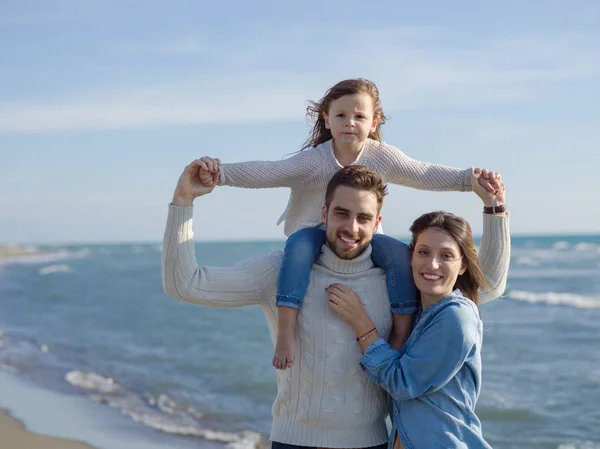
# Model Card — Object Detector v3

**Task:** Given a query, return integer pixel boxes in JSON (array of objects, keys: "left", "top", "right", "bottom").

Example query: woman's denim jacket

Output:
[{"left": 360, "top": 290, "right": 492, "bottom": 449}]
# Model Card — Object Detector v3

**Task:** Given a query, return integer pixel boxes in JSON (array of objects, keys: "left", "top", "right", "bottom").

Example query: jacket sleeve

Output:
[
  {"left": 161, "top": 204, "right": 280, "bottom": 307},
  {"left": 378, "top": 143, "right": 474, "bottom": 192},
  {"left": 360, "top": 302, "right": 479, "bottom": 401},
  {"left": 478, "top": 214, "right": 511, "bottom": 304},
  {"left": 218, "top": 150, "right": 316, "bottom": 189}
]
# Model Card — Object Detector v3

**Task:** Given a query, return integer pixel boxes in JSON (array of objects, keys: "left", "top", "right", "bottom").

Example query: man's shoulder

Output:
[{"left": 235, "top": 250, "right": 283, "bottom": 269}]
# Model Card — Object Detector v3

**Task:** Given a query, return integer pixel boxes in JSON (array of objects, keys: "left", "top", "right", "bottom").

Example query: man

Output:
[{"left": 162, "top": 161, "right": 509, "bottom": 449}]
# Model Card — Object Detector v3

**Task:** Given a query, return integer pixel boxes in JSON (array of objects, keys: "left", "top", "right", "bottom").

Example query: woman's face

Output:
[{"left": 411, "top": 227, "right": 466, "bottom": 307}]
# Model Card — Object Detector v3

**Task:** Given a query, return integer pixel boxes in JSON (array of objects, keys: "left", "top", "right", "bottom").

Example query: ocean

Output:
[{"left": 0, "top": 235, "right": 599, "bottom": 449}]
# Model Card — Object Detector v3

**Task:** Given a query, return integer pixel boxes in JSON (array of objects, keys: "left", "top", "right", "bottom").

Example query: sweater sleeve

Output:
[
  {"left": 377, "top": 142, "right": 474, "bottom": 192},
  {"left": 478, "top": 214, "right": 511, "bottom": 304},
  {"left": 161, "top": 204, "right": 280, "bottom": 307},
  {"left": 219, "top": 150, "right": 316, "bottom": 189},
  {"left": 360, "top": 302, "right": 479, "bottom": 400}
]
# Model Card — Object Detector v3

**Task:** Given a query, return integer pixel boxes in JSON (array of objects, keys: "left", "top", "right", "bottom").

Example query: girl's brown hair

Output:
[
  {"left": 300, "top": 78, "right": 387, "bottom": 151},
  {"left": 409, "top": 212, "right": 489, "bottom": 305}
]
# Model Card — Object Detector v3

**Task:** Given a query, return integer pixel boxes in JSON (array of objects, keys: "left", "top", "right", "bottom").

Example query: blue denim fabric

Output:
[
  {"left": 370, "top": 234, "right": 417, "bottom": 314},
  {"left": 276, "top": 227, "right": 325, "bottom": 309},
  {"left": 360, "top": 291, "right": 492, "bottom": 449},
  {"left": 276, "top": 227, "right": 418, "bottom": 314},
  {"left": 271, "top": 441, "right": 387, "bottom": 449}
]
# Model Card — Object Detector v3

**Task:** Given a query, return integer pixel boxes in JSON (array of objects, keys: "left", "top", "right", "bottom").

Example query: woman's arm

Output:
[
  {"left": 470, "top": 173, "right": 511, "bottom": 304},
  {"left": 359, "top": 302, "right": 479, "bottom": 401}
]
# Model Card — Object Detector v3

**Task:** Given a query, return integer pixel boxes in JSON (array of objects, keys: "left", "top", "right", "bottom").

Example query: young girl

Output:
[{"left": 196, "top": 78, "right": 499, "bottom": 370}]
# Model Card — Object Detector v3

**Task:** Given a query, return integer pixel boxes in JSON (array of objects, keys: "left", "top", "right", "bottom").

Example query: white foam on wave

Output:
[
  {"left": 514, "top": 256, "right": 540, "bottom": 267},
  {"left": 552, "top": 241, "right": 570, "bottom": 250},
  {"left": 38, "top": 264, "right": 71, "bottom": 275},
  {"left": 0, "top": 362, "right": 17, "bottom": 373},
  {"left": 0, "top": 248, "right": 90, "bottom": 266},
  {"left": 147, "top": 393, "right": 204, "bottom": 420},
  {"left": 65, "top": 370, "right": 124, "bottom": 394},
  {"left": 558, "top": 442, "right": 600, "bottom": 449},
  {"left": 92, "top": 394, "right": 261, "bottom": 449},
  {"left": 549, "top": 240, "right": 599, "bottom": 253},
  {"left": 509, "top": 290, "right": 600, "bottom": 310}
]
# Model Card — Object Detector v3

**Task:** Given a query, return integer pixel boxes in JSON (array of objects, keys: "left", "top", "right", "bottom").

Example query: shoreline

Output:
[{"left": 0, "top": 408, "right": 95, "bottom": 449}]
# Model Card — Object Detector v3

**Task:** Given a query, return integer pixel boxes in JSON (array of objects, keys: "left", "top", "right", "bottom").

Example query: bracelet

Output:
[
  {"left": 483, "top": 204, "right": 506, "bottom": 214},
  {"left": 357, "top": 327, "right": 377, "bottom": 342}
]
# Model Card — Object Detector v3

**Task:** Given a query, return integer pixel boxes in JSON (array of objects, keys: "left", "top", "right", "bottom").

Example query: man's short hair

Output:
[{"left": 325, "top": 166, "right": 388, "bottom": 211}]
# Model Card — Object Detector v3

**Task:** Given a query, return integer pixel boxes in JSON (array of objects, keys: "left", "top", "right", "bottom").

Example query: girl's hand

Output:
[
  {"left": 473, "top": 167, "right": 502, "bottom": 194},
  {"left": 197, "top": 156, "right": 222, "bottom": 188},
  {"left": 172, "top": 159, "right": 220, "bottom": 206},
  {"left": 471, "top": 171, "right": 505, "bottom": 207},
  {"left": 327, "top": 283, "right": 372, "bottom": 330}
]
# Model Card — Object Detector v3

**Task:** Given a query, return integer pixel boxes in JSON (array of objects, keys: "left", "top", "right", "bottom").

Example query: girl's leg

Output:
[
  {"left": 273, "top": 227, "right": 326, "bottom": 369},
  {"left": 370, "top": 234, "right": 417, "bottom": 350}
]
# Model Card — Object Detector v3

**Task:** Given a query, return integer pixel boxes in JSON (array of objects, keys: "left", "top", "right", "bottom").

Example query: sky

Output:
[{"left": 1, "top": 0, "right": 599, "bottom": 243}]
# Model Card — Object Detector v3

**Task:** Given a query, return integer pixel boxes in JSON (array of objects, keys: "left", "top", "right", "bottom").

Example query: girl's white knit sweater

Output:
[
  {"left": 162, "top": 205, "right": 510, "bottom": 448},
  {"left": 219, "top": 138, "right": 474, "bottom": 236}
]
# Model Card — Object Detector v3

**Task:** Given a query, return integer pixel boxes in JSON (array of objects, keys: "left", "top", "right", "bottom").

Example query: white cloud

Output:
[
  {"left": 109, "top": 36, "right": 207, "bottom": 55},
  {"left": 1, "top": 29, "right": 598, "bottom": 133}
]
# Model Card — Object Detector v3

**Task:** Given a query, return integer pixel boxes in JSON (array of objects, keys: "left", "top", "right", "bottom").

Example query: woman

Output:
[{"left": 326, "top": 173, "right": 508, "bottom": 449}]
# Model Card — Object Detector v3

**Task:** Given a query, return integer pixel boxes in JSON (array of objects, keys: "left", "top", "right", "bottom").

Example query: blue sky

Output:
[{"left": 1, "top": 0, "right": 598, "bottom": 243}]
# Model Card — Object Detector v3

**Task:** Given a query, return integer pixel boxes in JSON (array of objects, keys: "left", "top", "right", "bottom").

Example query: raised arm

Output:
[
  {"left": 162, "top": 160, "right": 280, "bottom": 308},
  {"left": 470, "top": 172, "right": 511, "bottom": 304}
]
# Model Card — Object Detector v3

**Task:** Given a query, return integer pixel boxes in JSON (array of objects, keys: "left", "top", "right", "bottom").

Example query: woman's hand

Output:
[{"left": 327, "top": 283, "right": 374, "bottom": 333}]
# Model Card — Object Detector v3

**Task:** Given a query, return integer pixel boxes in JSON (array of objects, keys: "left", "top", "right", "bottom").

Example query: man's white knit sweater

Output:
[
  {"left": 219, "top": 138, "right": 474, "bottom": 236},
  {"left": 162, "top": 205, "right": 510, "bottom": 448}
]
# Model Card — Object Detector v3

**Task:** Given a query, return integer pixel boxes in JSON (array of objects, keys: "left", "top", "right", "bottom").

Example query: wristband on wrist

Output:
[
  {"left": 357, "top": 327, "right": 377, "bottom": 342},
  {"left": 483, "top": 204, "right": 506, "bottom": 214}
]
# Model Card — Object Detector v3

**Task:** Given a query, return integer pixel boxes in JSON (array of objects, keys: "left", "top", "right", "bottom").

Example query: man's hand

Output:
[
  {"left": 471, "top": 171, "right": 506, "bottom": 208},
  {"left": 172, "top": 159, "right": 220, "bottom": 206}
]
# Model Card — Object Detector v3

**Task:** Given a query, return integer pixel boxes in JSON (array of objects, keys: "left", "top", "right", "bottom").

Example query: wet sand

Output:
[{"left": 0, "top": 409, "right": 96, "bottom": 449}]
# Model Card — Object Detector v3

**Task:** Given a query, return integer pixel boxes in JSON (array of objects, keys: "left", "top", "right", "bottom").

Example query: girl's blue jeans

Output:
[{"left": 276, "top": 227, "right": 417, "bottom": 315}]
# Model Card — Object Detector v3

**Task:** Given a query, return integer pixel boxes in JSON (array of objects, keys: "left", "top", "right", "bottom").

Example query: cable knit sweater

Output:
[
  {"left": 219, "top": 138, "right": 474, "bottom": 236},
  {"left": 161, "top": 205, "right": 510, "bottom": 448}
]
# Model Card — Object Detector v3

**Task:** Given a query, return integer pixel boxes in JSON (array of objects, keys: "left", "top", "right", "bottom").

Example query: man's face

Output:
[{"left": 321, "top": 185, "right": 382, "bottom": 260}]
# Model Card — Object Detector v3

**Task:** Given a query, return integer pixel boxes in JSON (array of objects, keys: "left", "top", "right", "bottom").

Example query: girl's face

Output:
[
  {"left": 411, "top": 227, "right": 466, "bottom": 308},
  {"left": 323, "top": 93, "right": 380, "bottom": 146}
]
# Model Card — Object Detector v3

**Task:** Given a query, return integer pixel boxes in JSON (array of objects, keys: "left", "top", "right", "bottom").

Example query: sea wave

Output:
[
  {"left": 38, "top": 264, "right": 71, "bottom": 275},
  {"left": 65, "top": 370, "right": 125, "bottom": 394},
  {"left": 67, "top": 370, "right": 263, "bottom": 449},
  {"left": 509, "top": 290, "right": 600, "bottom": 309},
  {"left": 0, "top": 248, "right": 90, "bottom": 266},
  {"left": 558, "top": 442, "right": 600, "bottom": 449},
  {"left": 91, "top": 393, "right": 262, "bottom": 449},
  {"left": 514, "top": 256, "right": 541, "bottom": 267},
  {"left": 549, "top": 240, "right": 599, "bottom": 252}
]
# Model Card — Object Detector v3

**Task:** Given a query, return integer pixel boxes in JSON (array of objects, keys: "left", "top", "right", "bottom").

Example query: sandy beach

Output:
[
  {"left": 0, "top": 409, "right": 95, "bottom": 449},
  {"left": 0, "top": 244, "right": 46, "bottom": 258}
]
